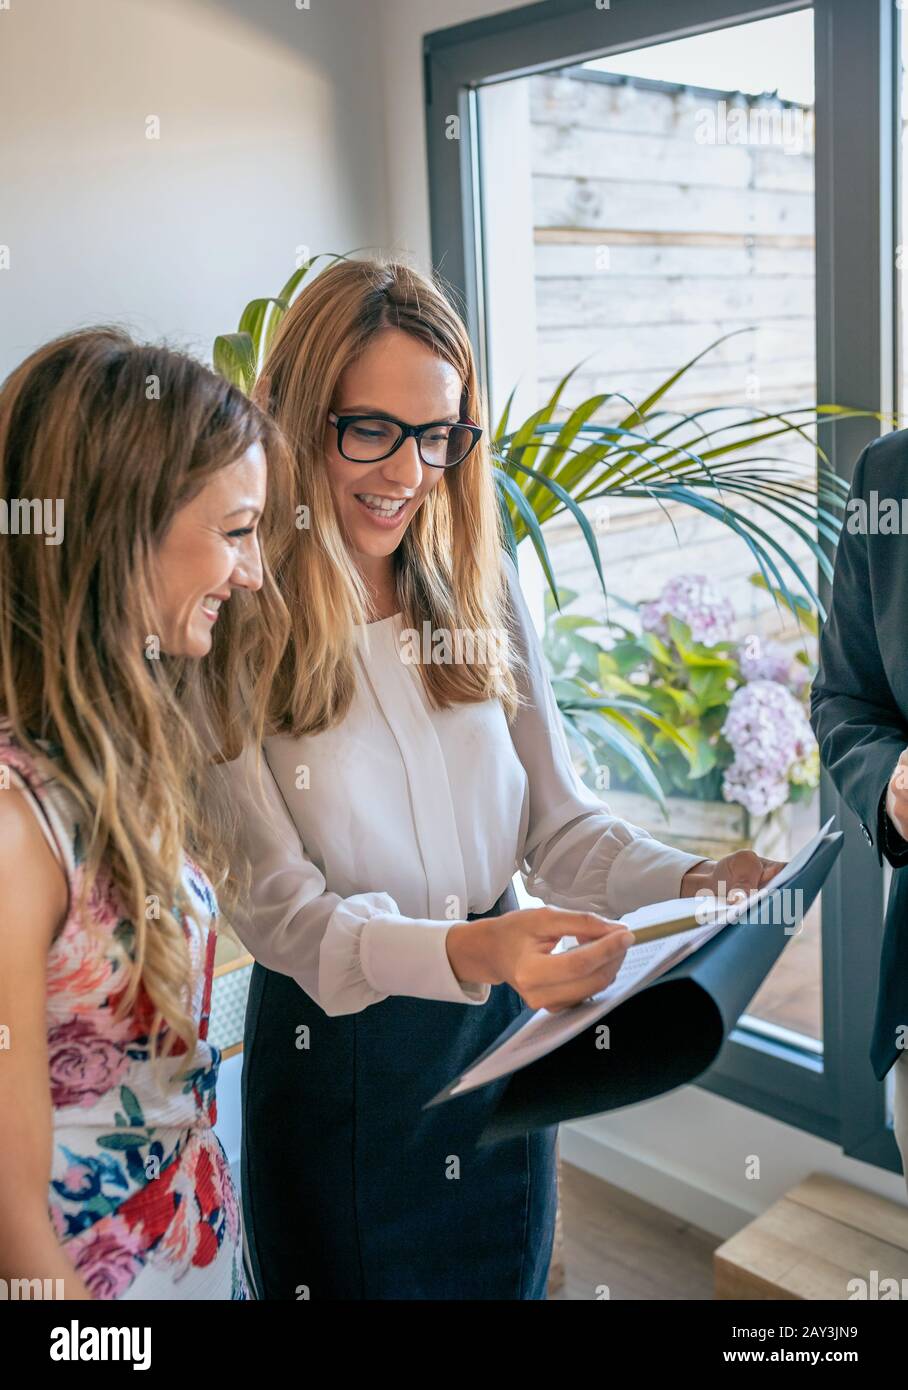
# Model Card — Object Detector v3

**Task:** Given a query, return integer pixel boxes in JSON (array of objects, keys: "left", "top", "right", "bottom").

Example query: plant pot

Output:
[{"left": 600, "top": 787, "right": 793, "bottom": 864}]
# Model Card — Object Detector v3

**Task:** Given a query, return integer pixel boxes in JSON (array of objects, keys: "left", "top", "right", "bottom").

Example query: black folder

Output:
[{"left": 429, "top": 828, "right": 843, "bottom": 1144}]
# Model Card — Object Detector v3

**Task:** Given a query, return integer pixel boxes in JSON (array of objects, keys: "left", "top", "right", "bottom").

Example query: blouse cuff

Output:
[
  {"left": 607, "top": 836, "right": 709, "bottom": 918},
  {"left": 319, "top": 891, "right": 491, "bottom": 1014}
]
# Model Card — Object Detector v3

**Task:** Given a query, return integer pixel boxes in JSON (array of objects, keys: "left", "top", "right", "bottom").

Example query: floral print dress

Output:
[{"left": 0, "top": 725, "right": 247, "bottom": 1300}]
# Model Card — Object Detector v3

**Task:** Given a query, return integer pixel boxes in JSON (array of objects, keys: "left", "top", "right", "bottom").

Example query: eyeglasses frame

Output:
[{"left": 327, "top": 411, "right": 484, "bottom": 469}]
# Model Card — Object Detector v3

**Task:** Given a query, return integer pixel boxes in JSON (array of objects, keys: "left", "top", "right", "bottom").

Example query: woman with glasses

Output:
[{"left": 226, "top": 257, "right": 782, "bottom": 1300}]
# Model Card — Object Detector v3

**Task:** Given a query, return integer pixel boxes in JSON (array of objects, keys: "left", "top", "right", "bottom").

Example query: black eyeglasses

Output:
[{"left": 328, "top": 411, "right": 483, "bottom": 469}]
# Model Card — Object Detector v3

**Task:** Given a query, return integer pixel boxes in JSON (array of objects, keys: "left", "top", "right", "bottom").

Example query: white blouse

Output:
[{"left": 223, "top": 552, "right": 706, "bottom": 1015}]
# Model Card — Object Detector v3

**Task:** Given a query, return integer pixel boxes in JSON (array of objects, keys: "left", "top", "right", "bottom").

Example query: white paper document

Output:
[{"left": 443, "top": 817, "right": 834, "bottom": 1099}]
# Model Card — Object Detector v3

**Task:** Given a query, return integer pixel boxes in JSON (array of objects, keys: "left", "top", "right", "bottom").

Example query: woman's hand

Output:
[
  {"left": 885, "top": 748, "right": 908, "bottom": 838},
  {"left": 680, "top": 850, "right": 785, "bottom": 905},
  {"left": 446, "top": 905, "right": 634, "bottom": 1011}
]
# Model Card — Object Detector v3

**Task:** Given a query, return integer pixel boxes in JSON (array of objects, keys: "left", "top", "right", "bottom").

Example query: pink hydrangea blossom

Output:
[
  {"left": 721, "top": 679, "right": 816, "bottom": 816},
  {"left": 737, "top": 639, "right": 811, "bottom": 689},
  {"left": 641, "top": 574, "right": 735, "bottom": 645}
]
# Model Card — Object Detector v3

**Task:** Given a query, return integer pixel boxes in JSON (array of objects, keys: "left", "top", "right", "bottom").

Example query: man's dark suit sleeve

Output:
[{"left": 810, "top": 442, "right": 908, "bottom": 869}]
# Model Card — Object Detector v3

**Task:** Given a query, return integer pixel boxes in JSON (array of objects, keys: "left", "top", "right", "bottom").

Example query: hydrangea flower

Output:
[
  {"left": 721, "top": 679, "right": 817, "bottom": 816},
  {"left": 640, "top": 574, "right": 735, "bottom": 645},
  {"left": 737, "top": 639, "right": 811, "bottom": 690}
]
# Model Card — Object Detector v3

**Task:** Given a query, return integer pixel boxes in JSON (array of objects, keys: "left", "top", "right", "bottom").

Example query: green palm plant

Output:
[
  {"left": 496, "top": 348, "right": 858, "bottom": 807},
  {"left": 492, "top": 332, "right": 865, "bottom": 625}
]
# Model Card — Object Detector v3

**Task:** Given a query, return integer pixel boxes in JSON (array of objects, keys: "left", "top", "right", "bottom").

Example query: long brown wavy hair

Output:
[
  {"left": 0, "top": 327, "right": 292, "bottom": 1063},
  {"left": 257, "top": 257, "right": 522, "bottom": 736}
]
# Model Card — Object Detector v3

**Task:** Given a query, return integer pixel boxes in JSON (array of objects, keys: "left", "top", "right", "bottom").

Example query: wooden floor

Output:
[{"left": 550, "top": 1160, "right": 720, "bottom": 1300}]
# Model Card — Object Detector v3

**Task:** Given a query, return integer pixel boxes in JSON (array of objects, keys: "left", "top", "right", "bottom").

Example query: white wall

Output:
[
  {"left": 0, "top": 0, "right": 531, "bottom": 375},
  {"left": 379, "top": 0, "right": 530, "bottom": 266},
  {"left": 0, "top": 0, "right": 390, "bottom": 377}
]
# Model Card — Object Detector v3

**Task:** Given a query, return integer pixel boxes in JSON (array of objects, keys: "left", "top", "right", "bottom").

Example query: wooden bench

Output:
[{"left": 715, "top": 1172, "right": 908, "bottom": 1299}]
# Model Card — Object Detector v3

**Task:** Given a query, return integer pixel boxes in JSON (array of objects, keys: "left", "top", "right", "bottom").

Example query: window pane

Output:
[{"left": 480, "top": 10, "right": 822, "bottom": 1048}]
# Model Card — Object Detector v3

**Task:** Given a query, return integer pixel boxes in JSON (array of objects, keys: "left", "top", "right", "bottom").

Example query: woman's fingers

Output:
[
  {"left": 515, "top": 924, "right": 633, "bottom": 1010},
  {"left": 546, "top": 927, "right": 633, "bottom": 983},
  {"left": 725, "top": 857, "right": 786, "bottom": 904},
  {"left": 523, "top": 908, "right": 625, "bottom": 943},
  {"left": 757, "top": 858, "right": 786, "bottom": 887},
  {"left": 527, "top": 949, "right": 631, "bottom": 1012}
]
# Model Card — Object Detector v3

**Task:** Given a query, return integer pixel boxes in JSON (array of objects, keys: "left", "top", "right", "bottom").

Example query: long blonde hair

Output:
[
  {"left": 257, "top": 257, "right": 522, "bottom": 736},
  {"left": 0, "top": 327, "right": 292, "bottom": 1061}
]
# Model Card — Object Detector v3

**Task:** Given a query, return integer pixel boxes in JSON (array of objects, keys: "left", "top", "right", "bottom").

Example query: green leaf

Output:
[
  {"left": 237, "top": 298, "right": 276, "bottom": 361},
  {"left": 212, "top": 332, "right": 256, "bottom": 393},
  {"left": 500, "top": 366, "right": 579, "bottom": 474},
  {"left": 544, "top": 585, "right": 578, "bottom": 616},
  {"left": 602, "top": 640, "right": 649, "bottom": 677},
  {"left": 593, "top": 668, "right": 647, "bottom": 699},
  {"left": 654, "top": 683, "right": 701, "bottom": 719},
  {"left": 497, "top": 483, "right": 518, "bottom": 564},
  {"left": 573, "top": 708, "right": 666, "bottom": 809},
  {"left": 687, "top": 666, "right": 735, "bottom": 710},
  {"left": 97, "top": 1133, "right": 150, "bottom": 1150},
  {"left": 120, "top": 1085, "right": 143, "bottom": 1123},
  {"left": 494, "top": 383, "right": 519, "bottom": 444},
  {"left": 524, "top": 392, "right": 610, "bottom": 513},
  {"left": 748, "top": 573, "right": 819, "bottom": 635},
  {"left": 494, "top": 453, "right": 608, "bottom": 601},
  {"left": 615, "top": 328, "right": 756, "bottom": 432},
  {"left": 636, "top": 630, "right": 673, "bottom": 665},
  {"left": 553, "top": 614, "right": 597, "bottom": 634},
  {"left": 560, "top": 709, "right": 602, "bottom": 777},
  {"left": 494, "top": 469, "right": 560, "bottom": 605}
]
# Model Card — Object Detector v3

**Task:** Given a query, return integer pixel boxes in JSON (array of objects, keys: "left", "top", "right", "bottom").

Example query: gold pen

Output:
[{"left": 627, "top": 913, "right": 705, "bottom": 944}]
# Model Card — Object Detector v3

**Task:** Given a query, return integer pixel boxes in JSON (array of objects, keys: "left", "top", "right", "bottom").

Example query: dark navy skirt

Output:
[{"left": 240, "top": 885, "right": 558, "bottom": 1299}]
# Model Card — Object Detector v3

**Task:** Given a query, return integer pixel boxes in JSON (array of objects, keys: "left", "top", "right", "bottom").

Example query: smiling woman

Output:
[
  {"left": 150, "top": 442, "right": 268, "bottom": 658},
  {"left": 321, "top": 330, "right": 472, "bottom": 615},
  {"left": 224, "top": 257, "right": 781, "bottom": 1301},
  {"left": 0, "top": 327, "right": 291, "bottom": 1300},
  {"left": 329, "top": 403, "right": 483, "bottom": 539}
]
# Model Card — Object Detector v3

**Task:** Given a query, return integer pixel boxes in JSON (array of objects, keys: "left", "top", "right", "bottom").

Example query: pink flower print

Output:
[
  {"left": 47, "top": 924, "right": 117, "bottom": 1013},
  {"left": 60, "top": 1157, "right": 97, "bottom": 1198},
  {"left": 49, "top": 1000, "right": 135, "bottom": 1043},
  {"left": 70, "top": 1216, "right": 145, "bottom": 1300},
  {"left": 48, "top": 1017, "right": 130, "bottom": 1108},
  {"left": 78, "top": 863, "right": 126, "bottom": 933},
  {"left": 147, "top": 1158, "right": 197, "bottom": 1280}
]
